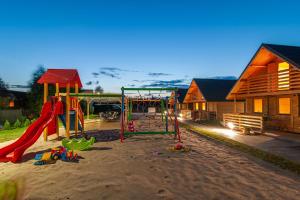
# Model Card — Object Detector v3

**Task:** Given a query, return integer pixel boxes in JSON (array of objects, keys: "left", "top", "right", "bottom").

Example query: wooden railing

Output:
[
  {"left": 237, "top": 68, "right": 300, "bottom": 95},
  {"left": 223, "top": 114, "right": 263, "bottom": 131}
]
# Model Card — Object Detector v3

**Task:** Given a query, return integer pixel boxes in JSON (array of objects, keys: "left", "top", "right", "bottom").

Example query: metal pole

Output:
[
  {"left": 165, "top": 97, "right": 169, "bottom": 132},
  {"left": 174, "top": 89, "right": 181, "bottom": 142},
  {"left": 120, "top": 87, "right": 125, "bottom": 142}
]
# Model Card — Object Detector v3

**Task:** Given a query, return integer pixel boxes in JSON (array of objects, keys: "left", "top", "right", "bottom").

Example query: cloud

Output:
[
  {"left": 98, "top": 67, "right": 138, "bottom": 79},
  {"left": 100, "top": 67, "right": 138, "bottom": 73},
  {"left": 205, "top": 76, "right": 237, "bottom": 80},
  {"left": 148, "top": 72, "right": 171, "bottom": 77},
  {"left": 141, "top": 79, "right": 189, "bottom": 88},
  {"left": 99, "top": 71, "right": 120, "bottom": 79},
  {"left": 92, "top": 72, "right": 99, "bottom": 78},
  {"left": 9, "top": 84, "right": 30, "bottom": 89}
]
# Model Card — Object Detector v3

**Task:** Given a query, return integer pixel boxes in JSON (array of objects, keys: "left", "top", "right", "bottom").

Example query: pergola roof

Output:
[{"left": 38, "top": 69, "right": 83, "bottom": 88}]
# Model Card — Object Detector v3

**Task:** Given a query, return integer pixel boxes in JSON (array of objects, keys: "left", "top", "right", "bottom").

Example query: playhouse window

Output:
[
  {"left": 278, "top": 97, "right": 291, "bottom": 114},
  {"left": 278, "top": 62, "right": 290, "bottom": 90},
  {"left": 202, "top": 102, "right": 206, "bottom": 111},
  {"left": 254, "top": 98, "right": 263, "bottom": 113}
]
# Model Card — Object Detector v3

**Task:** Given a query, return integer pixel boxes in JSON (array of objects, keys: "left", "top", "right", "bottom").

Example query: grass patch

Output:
[
  {"left": 0, "top": 180, "right": 18, "bottom": 200},
  {"left": 181, "top": 123, "right": 300, "bottom": 175},
  {"left": 0, "top": 127, "right": 27, "bottom": 143}
]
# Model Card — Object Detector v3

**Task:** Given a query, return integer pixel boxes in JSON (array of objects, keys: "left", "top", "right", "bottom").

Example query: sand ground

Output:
[{"left": 0, "top": 118, "right": 300, "bottom": 200}]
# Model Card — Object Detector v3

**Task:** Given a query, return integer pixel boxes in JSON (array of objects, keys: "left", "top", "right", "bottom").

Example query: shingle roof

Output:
[
  {"left": 193, "top": 79, "right": 236, "bottom": 101},
  {"left": 177, "top": 88, "right": 188, "bottom": 103},
  {"left": 263, "top": 43, "right": 300, "bottom": 68}
]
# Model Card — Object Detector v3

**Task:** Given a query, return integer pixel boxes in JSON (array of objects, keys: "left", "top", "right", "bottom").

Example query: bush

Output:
[
  {"left": 23, "top": 119, "right": 31, "bottom": 127},
  {"left": 13, "top": 119, "right": 21, "bottom": 129},
  {"left": 30, "top": 119, "right": 36, "bottom": 124},
  {"left": 19, "top": 115, "right": 26, "bottom": 123},
  {"left": 3, "top": 120, "right": 11, "bottom": 130}
]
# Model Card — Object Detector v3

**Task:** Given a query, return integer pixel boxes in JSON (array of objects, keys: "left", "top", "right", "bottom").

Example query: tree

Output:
[
  {"left": 26, "top": 65, "right": 55, "bottom": 117},
  {"left": 0, "top": 77, "right": 8, "bottom": 90},
  {"left": 95, "top": 85, "right": 104, "bottom": 94}
]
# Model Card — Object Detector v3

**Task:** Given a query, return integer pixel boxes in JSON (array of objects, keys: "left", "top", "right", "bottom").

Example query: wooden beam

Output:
[
  {"left": 66, "top": 83, "right": 70, "bottom": 138},
  {"left": 55, "top": 83, "right": 59, "bottom": 138},
  {"left": 75, "top": 83, "right": 79, "bottom": 135},
  {"left": 43, "top": 83, "right": 48, "bottom": 141}
]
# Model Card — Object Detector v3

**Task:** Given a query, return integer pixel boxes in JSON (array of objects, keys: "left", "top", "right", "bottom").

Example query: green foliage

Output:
[
  {"left": 13, "top": 119, "right": 22, "bottom": 128},
  {"left": 19, "top": 115, "right": 26, "bottom": 125},
  {"left": 23, "top": 118, "right": 31, "bottom": 127},
  {"left": 31, "top": 118, "right": 36, "bottom": 124},
  {"left": 0, "top": 180, "right": 18, "bottom": 200},
  {"left": 26, "top": 65, "right": 55, "bottom": 117},
  {"left": 95, "top": 85, "right": 104, "bottom": 94},
  {"left": 0, "top": 77, "right": 8, "bottom": 90},
  {"left": 3, "top": 120, "right": 11, "bottom": 130}
]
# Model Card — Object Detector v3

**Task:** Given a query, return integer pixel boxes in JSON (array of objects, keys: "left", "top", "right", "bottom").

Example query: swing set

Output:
[{"left": 120, "top": 87, "right": 181, "bottom": 143}]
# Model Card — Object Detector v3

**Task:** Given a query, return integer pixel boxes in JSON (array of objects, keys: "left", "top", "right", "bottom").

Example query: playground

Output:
[
  {"left": 1, "top": 123, "right": 300, "bottom": 199},
  {"left": 0, "top": 69, "right": 300, "bottom": 199}
]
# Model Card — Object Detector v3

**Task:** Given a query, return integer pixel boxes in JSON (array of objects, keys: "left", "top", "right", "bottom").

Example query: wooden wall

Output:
[
  {"left": 245, "top": 95, "right": 300, "bottom": 133},
  {"left": 207, "top": 101, "right": 245, "bottom": 120}
]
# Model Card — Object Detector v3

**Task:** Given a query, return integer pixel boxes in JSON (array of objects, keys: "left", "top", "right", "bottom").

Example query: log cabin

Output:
[
  {"left": 169, "top": 88, "right": 190, "bottom": 118},
  {"left": 226, "top": 43, "right": 300, "bottom": 133},
  {"left": 184, "top": 79, "right": 244, "bottom": 121}
]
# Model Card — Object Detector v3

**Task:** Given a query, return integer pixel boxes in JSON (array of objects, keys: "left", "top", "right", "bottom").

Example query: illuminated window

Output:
[
  {"left": 254, "top": 98, "right": 263, "bottom": 113},
  {"left": 278, "top": 97, "right": 290, "bottom": 114},
  {"left": 9, "top": 100, "right": 14, "bottom": 108},
  {"left": 278, "top": 62, "right": 290, "bottom": 90},
  {"left": 202, "top": 102, "right": 206, "bottom": 111},
  {"left": 195, "top": 103, "right": 199, "bottom": 110}
]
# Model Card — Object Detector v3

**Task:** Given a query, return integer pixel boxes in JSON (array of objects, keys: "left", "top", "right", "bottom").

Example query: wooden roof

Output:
[
  {"left": 227, "top": 43, "right": 300, "bottom": 100},
  {"left": 37, "top": 69, "right": 83, "bottom": 88}
]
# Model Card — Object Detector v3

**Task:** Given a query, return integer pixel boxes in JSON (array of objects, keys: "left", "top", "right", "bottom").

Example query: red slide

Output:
[{"left": 0, "top": 101, "right": 63, "bottom": 163}]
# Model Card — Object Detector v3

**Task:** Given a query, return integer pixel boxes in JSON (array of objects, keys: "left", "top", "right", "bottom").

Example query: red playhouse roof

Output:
[{"left": 37, "top": 69, "right": 83, "bottom": 88}]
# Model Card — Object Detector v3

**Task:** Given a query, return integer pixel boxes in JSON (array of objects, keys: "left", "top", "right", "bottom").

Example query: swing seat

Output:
[{"left": 128, "top": 121, "right": 135, "bottom": 132}]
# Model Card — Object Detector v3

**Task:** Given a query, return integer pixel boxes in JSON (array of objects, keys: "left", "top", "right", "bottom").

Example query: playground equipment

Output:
[
  {"left": 0, "top": 100, "right": 64, "bottom": 162},
  {"left": 62, "top": 137, "right": 95, "bottom": 151},
  {"left": 120, "top": 87, "right": 181, "bottom": 143},
  {"left": 0, "top": 69, "right": 123, "bottom": 163},
  {"left": 38, "top": 69, "right": 84, "bottom": 140}
]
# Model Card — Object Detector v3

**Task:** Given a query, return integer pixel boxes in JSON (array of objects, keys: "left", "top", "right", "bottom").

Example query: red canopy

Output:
[{"left": 38, "top": 69, "right": 83, "bottom": 88}]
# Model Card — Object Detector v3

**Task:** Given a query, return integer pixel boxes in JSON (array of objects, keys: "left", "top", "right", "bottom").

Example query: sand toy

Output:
[
  {"left": 167, "top": 143, "right": 191, "bottom": 153},
  {"left": 34, "top": 147, "right": 78, "bottom": 165},
  {"left": 62, "top": 137, "right": 95, "bottom": 151}
]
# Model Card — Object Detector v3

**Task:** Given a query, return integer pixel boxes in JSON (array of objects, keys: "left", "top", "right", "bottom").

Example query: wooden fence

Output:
[
  {"left": 0, "top": 109, "right": 23, "bottom": 124},
  {"left": 223, "top": 113, "right": 263, "bottom": 131}
]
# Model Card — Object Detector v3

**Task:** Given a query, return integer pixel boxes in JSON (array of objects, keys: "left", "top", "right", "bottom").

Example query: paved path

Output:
[{"left": 182, "top": 120, "right": 300, "bottom": 163}]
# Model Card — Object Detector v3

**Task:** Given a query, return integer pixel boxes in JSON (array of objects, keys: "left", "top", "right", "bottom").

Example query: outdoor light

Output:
[{"left": 227, "top": 122, "right": 235, "bottom": 130}]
